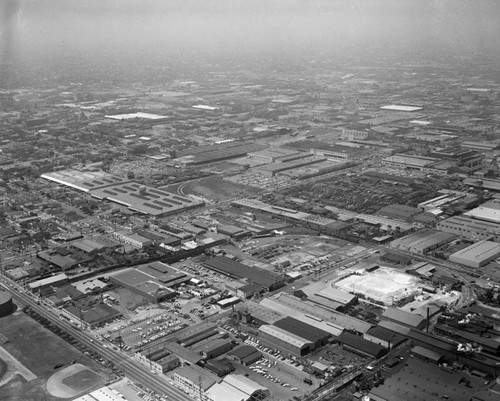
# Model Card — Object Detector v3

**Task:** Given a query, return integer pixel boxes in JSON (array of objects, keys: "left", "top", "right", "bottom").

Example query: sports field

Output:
[
  {"left": 0, "top": 312, "right": 110, "bottom": 401},
  {"left": 47, "top": 364, "right": 104, "bottom": 398}
]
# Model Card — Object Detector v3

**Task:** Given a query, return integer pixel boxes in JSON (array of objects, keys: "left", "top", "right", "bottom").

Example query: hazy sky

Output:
[{"left": 2, "top": 0, "right": 500, "bottom": 66}]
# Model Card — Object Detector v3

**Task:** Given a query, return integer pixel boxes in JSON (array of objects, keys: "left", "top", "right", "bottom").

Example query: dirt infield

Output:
[{"left": 46, "top": 363, "right": 104, "bottom": 399}]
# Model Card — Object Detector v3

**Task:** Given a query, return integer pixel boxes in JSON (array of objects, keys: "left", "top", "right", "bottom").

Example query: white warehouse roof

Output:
[
  {"left": 380, "top": 105, "right": 423, "bottom": 112},
  {"left": 223, "top": 374, "right": 269, "bottom": 397},
  {"left": 205, "top": 382, "right": 247, "bottom": 401},
  {"left": 449, "top": 240, "right": 500, "bottom": 268}
]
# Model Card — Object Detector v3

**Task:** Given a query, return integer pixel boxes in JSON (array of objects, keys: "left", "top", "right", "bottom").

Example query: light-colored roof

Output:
[
  {"left": 259, "top": 297, "right": 352, "bottom": 335},
  {"left": 383, "top": 154, "right": 437, "bottom": 167},
  {"left": 465, "top": 200, "right": 500, "bottom": 224},
  {"left": 205, "top": 382, "right": 247, "bottom": 401},
  {"left": 316, "top": 286, "right": 357, "bottom": 305},
  {"left": 105, "top": 112, "right": 168, "bottom": 120},
  {"left": 223, "top": 374, "right": 268, "bottom": 396},
  {"left": 380, "top": 105, "right": 423, "bottom": 112},
  {"left": 174, "top": 365, "right": 219, "bottom": 390},
  {"left": 28, "top": 273, "right": 68, "bottom": 290},
  {"left": 259, "top": 325, "right": 311, "bottom": 349},
  {"left": 449, "top": 240, "right": 500, "bottom": 263}
]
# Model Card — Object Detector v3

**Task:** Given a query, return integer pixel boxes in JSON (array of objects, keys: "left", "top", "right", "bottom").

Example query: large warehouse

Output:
[
  {"left": 41, "top": 168, "right": 204, "bottom": 216},
  {"left": 449, "top": 240, "right": 500, "bottom": 268},
  {"left": 273, "top": 316, "right": 331, "bottom": 349},
  {"left": 109, "top": 262, "right": 186, "bottom": 302},
  {"left": 204, "top": 256, "right": 285, "bottom": 291},
  {"left": 390, "top": 229, "right": 456, "bottom": 254},
  {"left": 259, "top": 324, "right": 313, "bottom": 356}
]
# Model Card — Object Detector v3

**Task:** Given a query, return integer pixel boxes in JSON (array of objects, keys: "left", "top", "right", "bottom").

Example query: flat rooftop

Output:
[
  {"left": 90, "top": 182, "right": 202, "bottom": 216},
  {"left": 380, "top": 105, "right": 423, "bottom": 112},
  {"left": 41, "top": 169, "right": 128, "bottom": 192},
  {"left": 41, "top": 169, "right": 203, "bottom": 216},
  {"left": 450, "top": 240, "right": 500, "bottom": 263},
  {"left": 465, "top": 200, "right": 500, "bottom": 224},
  {"left": 369, "top": 358, "right": 488, "bottom": 401},
  {"left": 105, "top": 112, "right": 169, "bottom": 120}
]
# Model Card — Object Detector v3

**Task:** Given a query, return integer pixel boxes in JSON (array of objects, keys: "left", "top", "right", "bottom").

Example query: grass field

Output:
[
  {"left": 0, "top": 312, "right": 110, "bottom": 401},
  {"left": 0, "top": 358, "right": 6, "bottom": 381},
  {"left": 47, "top": 364, "right": 104, "bottom": 398}
]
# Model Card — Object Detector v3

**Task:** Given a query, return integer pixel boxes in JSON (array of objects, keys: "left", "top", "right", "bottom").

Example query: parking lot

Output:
[{"left": 219, "top": 323, "right": 326, "bottom": 399}]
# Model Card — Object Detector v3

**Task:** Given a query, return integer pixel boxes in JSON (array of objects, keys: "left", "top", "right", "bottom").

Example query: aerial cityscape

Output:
[{"left": 2, "top": 1, "right": 500, "bottom": 401}]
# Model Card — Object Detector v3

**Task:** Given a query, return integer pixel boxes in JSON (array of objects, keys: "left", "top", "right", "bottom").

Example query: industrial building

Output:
[
  {"left": 257, "top": 314, "right": 331, "bottom": 356},
  {"left": 247, "top": 148, "right": 302, "bottom": 163},
  {"left": 109, "top": 263, "right": 186, "bottom": 303},
  {"left": 223, "top": 375, "right": 269, "bottom": 400},
  {"left": 176, "top": 322, "right": 218, "bottom": 346},
  {"left": 206, "top": 375, "right": 269, "bottom": 401},
  {"left": 113, "top": 231, "right": 152, "bottom": 248},
  {"left": 205, "top": 382, "right": 247, "bottom": 401},
  {"left": 381, "top": 308, "right": 427, "bottom": 330},
  {"left": 41, "top": 168, "right": 204, "bottom": 216},
  {"left": 274, "top": 316, "right": 331, "bottom": 349},
  {"left": 363, "top": 326, "right": 406, "bottom": 349},
  {"left": 417, "top": 191, "right": 469, "bottom": 212},
  {"left": 62, "top": 301, "right": 122, "bottom": 329},
  {"left": 436, "top": 215, "right": 500, "bottom": 242},
  {"left": 259, "top": 296, "right": 365, "bottom": 335},
  {"left": 449, "top": 240, "right": 500, "bottom": 268},
  {"left": 390, "top": 229, "right": 456, "bottom": 254},
  {"left": 341, "top": 127, "right": 370, "bottom": 141},
  {"left": 368, "top": 358, "right": 478, "bottom": 401},
  {"left": 380, "top": 105, "right": 423, "bottom": 112},
  {"left": 336, "top": 331, "right": 387, "bottom": 359},
  {"left": 175, "top": 142, "right": 265, "bottom": 166},
  {"left": 173, "top": 364, "right": 221, "bottom": 401},
  {"left": 193, "top": 338, "right": 233, "bottom": 359},
  {"left": 227, "top": 345, "right": 262, "bottom": 366},
  {"left": 381, "top": 154, "right": 438, "bottom": 170},
  {"left": 255, "top": 156, "right": 326, "bottom": 177},
  {"left": 135, "top": 344, "right": 180, "bottom": 373},
  {"left": 410, "top": 346, "right": 444, "bottom": 364},
  {"left": 27, "top": 273, "right": 69, "bottom": 293},
  {"left": 315, "top": 287, "right": 358, "bottom": 308},
  {"left": 259, "top": 324, "right": 313, "bottom": 356},
  {"left": 72, "top": 386, "right": 130, "bottom": 401},
  {"left": 204, "top": 256, "right": 285, "bottom": 291}
]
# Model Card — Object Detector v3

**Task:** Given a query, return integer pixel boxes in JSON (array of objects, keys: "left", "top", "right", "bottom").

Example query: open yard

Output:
[
  {"left": 0, "top": 311, "right": 110, "bottom": 401},
  {"left": 179, "top": 176, "right": 262, "bottom": 202}
]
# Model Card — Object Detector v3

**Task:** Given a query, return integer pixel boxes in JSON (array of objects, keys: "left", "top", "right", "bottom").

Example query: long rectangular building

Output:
[
  {"left": 449, "top": 240, "right": 500, "bottom": 268},
  {"left": 274, "top": 317, "right": 330, "bottom": 349},
  {"left": 390, "top": 229, "right": 455, "bottom": 254},
  {"left": 41, "top": 168, "right": 203, "bottom": 216},
  {"left": 259, "top": 324, "right": 312, "bottom": 356},
  {"left": 204, "top": 256, "right": 285, "bottom": 291},
  {"left": 436, "top": 215, "right": 500, "bottom": 242}
]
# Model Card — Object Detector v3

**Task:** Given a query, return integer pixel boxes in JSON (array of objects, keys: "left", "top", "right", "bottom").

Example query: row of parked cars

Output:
[{"left": 249, "top": 358, "right": 297, "bottom": 391}]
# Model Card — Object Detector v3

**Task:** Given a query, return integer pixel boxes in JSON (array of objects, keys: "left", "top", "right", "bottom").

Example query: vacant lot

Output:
[
  {"left": 181, "top": 176, "right": 261, "bottom": 202},
  {"left": 0, "top": 312, "right": 110, "bottom": 401}
]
